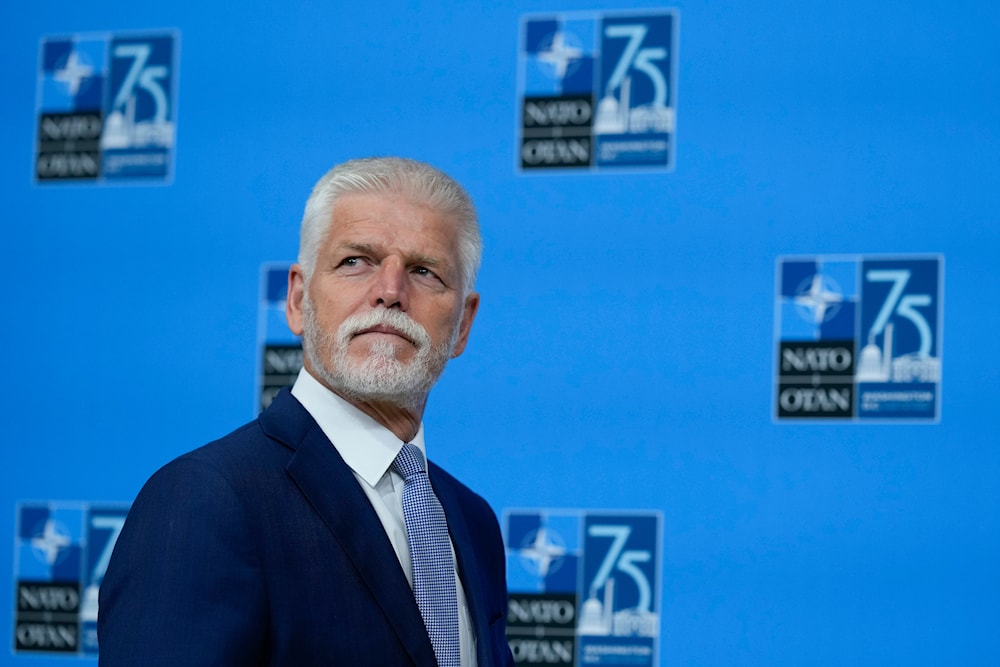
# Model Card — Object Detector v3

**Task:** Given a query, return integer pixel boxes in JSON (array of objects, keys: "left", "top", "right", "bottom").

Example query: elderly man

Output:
[{"left": 98, "top": 157, "right": 514, "bottom": 666}]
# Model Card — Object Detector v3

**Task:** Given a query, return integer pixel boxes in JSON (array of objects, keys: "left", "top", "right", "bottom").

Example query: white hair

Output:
[{"left": 297, "top": 157, "right": 481, "bottom": 293}]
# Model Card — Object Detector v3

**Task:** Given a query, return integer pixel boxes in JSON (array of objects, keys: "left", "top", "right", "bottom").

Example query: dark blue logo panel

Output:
[
  {"left": 35, "top": 31, "right": 178, "bottom": 183},
  {"left": 504, "top": 509, "right": 662, "bottom": 666},
  {"left": 519, "top": 10, "right": 678, "bottom": 172},
  {"left": 775, "top": 256, "right": 943, "bottom": 421},
  {"left": 856, "top": 258, "right": 942, "bottom": 419}
]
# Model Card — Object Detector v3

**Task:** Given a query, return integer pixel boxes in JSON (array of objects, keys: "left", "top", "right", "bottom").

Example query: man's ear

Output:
[
  {"left": 450, "top": 291, "right": 480, "bottom": 358},
  {"left": 286, "top": 264, "right": 307, "bottom": 336}
]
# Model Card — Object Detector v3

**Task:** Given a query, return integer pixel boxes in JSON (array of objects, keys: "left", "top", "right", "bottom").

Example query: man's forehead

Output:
[
  {"left": 327, "top": 195, "right": 459, "bottom": 244},
  {"left": 321, "top": 204, "right": 458, "bottom": 272}
]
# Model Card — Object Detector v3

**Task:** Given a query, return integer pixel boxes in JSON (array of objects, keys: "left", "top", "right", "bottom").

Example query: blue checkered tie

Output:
[{"left": 393, "top": 444, "right": 460, "bottom": 667}]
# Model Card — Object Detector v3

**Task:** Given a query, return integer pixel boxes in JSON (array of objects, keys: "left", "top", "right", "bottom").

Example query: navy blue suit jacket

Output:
[{"left": 98, "top": 389, "right": 514, "bottom": 666}]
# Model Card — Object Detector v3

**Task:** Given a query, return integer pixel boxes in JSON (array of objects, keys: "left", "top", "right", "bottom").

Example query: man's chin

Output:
[{"left": 329, "top": 370, "right": 430, "bottom": 410}]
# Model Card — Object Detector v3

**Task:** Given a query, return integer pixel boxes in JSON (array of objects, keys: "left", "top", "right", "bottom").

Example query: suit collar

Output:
[
  {"left": 289, "top": 367, "right": 428, "bottom": 486},
  {"left": 261, "top": 390, "right": 438, "bottom": 665}
]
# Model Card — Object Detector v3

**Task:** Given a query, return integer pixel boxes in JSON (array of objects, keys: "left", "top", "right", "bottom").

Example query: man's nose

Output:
[{"left": 372, "top": 257, "right": 409, "bottom": 310}]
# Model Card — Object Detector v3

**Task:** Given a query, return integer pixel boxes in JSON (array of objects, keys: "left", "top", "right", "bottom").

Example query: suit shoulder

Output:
[
  {"left": 430, "top": 463, "right": 500, "bottom": 521},
  {"left": 186, "top": 418, "right": 278, "bottom": 463},
  {"left": 137, "top": 417, "right": 286, "bottom": 499}
]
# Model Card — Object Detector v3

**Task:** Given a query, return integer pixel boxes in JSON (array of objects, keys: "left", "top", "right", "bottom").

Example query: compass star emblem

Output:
[
  {"left": 794, "top": 273, "right": 843, "bottom": 325},
  {"left": 31, "top": 519, "right": 72, "bottom": 566},
  {"left": 53, "top": 49, "right": 94, "bottom": 96},
  {"left": 537, "top": 31, "right": 583, "bottom": 80},
  {"left": 517, "top": 527, "right": 567, "bottom": 578}
]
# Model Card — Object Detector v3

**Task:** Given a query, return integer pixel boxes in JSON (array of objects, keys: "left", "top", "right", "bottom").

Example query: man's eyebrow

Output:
[
  {"left": 411, "top": 254, "right": 444, "bottom": 268},
  {"left": 338, "top": 241, "right": 379, "bottom": 255}
]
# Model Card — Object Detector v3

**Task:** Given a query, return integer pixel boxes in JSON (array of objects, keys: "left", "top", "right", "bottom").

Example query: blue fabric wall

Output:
[{"left": 2, "top": 1, "right": 998, "bottom": 664}]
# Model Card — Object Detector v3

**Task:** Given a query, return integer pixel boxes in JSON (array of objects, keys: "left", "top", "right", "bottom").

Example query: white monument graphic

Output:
[{"left": 856, "top": 269, "right": 940, "bottom": 384}]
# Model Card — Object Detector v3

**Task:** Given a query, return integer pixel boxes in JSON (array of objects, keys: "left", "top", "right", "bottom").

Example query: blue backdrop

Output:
[{"left": 2, "top": 1, "right": 999, "bottom": 664}]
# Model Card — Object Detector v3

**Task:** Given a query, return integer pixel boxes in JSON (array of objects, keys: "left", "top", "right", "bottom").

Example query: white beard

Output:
[{"left": 301, "top": 296, "right": 459, "bottom": 410}]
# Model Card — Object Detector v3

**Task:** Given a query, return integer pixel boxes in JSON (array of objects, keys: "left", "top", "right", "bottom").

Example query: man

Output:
[{"left": 98, "top": 157, "right": 514, "bottom": 666}]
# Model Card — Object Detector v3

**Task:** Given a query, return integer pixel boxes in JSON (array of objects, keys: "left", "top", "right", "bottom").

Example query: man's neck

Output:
[
  {"left": 338, "top": 392, "right": 425, "bottom": 443},
  {"left": 302, "top": 361, "right": 428, "bottom": 442}
]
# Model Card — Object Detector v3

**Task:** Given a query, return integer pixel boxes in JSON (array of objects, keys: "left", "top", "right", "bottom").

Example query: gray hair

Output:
[{"left": 297, "top": 157, "right": 481, "bottom": 293}]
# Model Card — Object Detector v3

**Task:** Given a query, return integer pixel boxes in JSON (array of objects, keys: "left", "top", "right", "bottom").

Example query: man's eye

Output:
[
  {"left": 413, "top": 266, "right": 442, "bottom": 282},
  {"left": 340, "top": 257, "right": 361, "bottom": 267}
]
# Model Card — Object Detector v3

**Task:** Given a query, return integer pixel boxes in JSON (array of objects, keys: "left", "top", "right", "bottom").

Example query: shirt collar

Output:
[{"left": 289, "top": 367, "right": 427, "bottom": 487}]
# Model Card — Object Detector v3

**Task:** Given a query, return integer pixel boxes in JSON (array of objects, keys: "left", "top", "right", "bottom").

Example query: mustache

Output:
[{"left": 336, "top": 308, "right": 432, "bottom": 348}]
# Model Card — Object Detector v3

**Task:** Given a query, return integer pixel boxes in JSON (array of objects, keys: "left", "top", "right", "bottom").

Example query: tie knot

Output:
[{"left": 393, "top": 443, "right": 426, "bottom": 481}]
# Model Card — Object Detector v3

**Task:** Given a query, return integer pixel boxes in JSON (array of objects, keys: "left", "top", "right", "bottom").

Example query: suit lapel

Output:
[
  {"left": 431, "top": 467, "right": 497, "bottom": 667},
  {"left": 261, "top": 391, "right": 437, "bottom": 666}
]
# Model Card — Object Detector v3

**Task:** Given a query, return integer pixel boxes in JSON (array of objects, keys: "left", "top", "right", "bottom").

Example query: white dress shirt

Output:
[{"left": 291, "top": 368, "right": 477, "bottom": 665}]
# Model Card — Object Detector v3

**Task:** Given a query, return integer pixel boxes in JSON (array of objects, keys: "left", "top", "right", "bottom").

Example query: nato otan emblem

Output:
[
  {"left": 518, "top": 10, "right": 678, "bottom": 171},
  {"left": 36, "top": 31, "right": 178, "bottom": 183},
  {"left": 775, "top": 255, "right": 942, "bottom": 421}
]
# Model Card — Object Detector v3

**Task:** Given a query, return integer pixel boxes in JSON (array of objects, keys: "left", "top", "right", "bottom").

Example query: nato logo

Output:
[
  {"left": 35, "top": 31, "right": 178, "bottom": 183},
  {"left": 14, "top": 503, "right": 129, "bottom": 655},
  {"left": 518, "top": 10, "right": 678, "bottom": 172},
  {"left": 504, "top": 510, "right": 661, "bottom": 666},
  {"left": 775, "top": 256, "right": 943, "bottom": 421}
]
